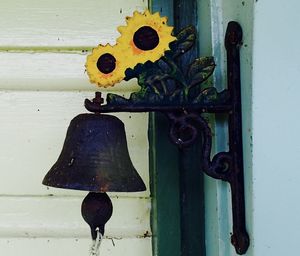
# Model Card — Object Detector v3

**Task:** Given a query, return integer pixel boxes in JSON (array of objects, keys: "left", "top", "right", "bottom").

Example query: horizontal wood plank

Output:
[
  {"left": 0, "top": 52, "right": 140, "bottom": 91},
  {"left": 0, "top": 91, "right": 149, "bottom": 196},
  {"left": 0, "top": 0, "right": 147, "bottom": 47},
  {"left": 0, "top": 237, "right": 151, "bottom": 256},
  {"left": 0, "top": 196, "right": 151, "bottom": 238}
]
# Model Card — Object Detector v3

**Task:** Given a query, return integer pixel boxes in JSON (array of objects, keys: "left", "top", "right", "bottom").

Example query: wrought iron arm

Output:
[
  {"left": 225, "top": 21, "right": 249, "bottom": 254},
  {"left": 85, "top": 21, "right": 249, "bottom": 255}
]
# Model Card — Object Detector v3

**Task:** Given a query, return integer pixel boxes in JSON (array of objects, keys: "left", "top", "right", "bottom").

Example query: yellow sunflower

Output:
[
  {"left": 117, "top": 10, "right": 176, "bottom": 68},
  {"left": 85, "top": 44, "right": 127, "bottom": 87}
]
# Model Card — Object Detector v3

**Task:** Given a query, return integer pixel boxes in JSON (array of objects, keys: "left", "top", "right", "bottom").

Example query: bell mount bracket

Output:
[{"left": 84, "top": 21, "right": 249, "bottom": 255}]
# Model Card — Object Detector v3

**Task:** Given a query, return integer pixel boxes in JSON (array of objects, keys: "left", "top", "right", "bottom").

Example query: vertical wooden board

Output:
[
  {"left": 173, "top": 1, "right": 206, "bottom": 255},
  {"left": 0, "top": 91, "right": 149, "bottom": 196},
  {"left": 149, "top": 113, "right": 181, "bottom": 256},
  {"left": 150, "top": 1, "right": 205, "bottom": 256},
  {"left": 0, "top": 0, "right": 147, "bottom": 47},
  {"left": 200, "top": 0, "right": 254, "bottom": 255},
  {"left": 0, "top": 237, "right": 152, "bottom": 256},
  {"left": 148, "top": 3, "right": 181, "bottom": 255}
]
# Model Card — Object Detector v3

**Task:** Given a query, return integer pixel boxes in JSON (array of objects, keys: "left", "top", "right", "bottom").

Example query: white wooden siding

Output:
[
  {"left": 0, "top": 52, "right": 140, "bottom": 91},
  {"left": 0, "top": 238, "right": 151, "bottom": 256},
  {"left": 0, "top": 0, "right": 146, "bottom": 47},
  {"left": 0, "top": 0, "right": 150, "bottom": 255},
  {"left": 0, "top": 196, "right": 150, "bottom": 238}
]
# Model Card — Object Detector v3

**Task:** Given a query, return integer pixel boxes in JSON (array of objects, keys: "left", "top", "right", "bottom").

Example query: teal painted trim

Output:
[
  {"left": 149, "top": 0, "right": 206, "bottom": 255},
  {"left": 148, "top": 3, "right": 179, "bottom": 256},
  {"left": 173, "top": 0, "right": 205, "bottom": 255},
  {"left": 149, "top": 113, "right": 181, "bottom": 256},
  {"left": 150, "top": 1, "right": 174, "bottom": 25},
  {"left": 178, "top": 143, "right": 206, "bottom": 256}
]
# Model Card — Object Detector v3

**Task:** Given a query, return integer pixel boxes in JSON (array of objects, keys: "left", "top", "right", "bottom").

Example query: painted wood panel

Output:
[
  {"left": 198, "top": 0, "right": 254, "bottom": 255},
  {"left": 0, "top": 237, "right": 151, "bottom": 256},
  {"left": 0, "top": 91, "right": 149, "bottom": 197},
  {"left": 0, "top": 196, "right": 150, "bottom": 238},
  {"left": 0, "top": 0, "right": 147, "bottom": 47},
  {"left": 0, "top": 52, "right": 140, "bottom": 91},
  {"left": 251, "top": 0, "right": 300, "bottom": 255},
  {"left": 0, "top": 0, "right": 151, "bottom": 254}
]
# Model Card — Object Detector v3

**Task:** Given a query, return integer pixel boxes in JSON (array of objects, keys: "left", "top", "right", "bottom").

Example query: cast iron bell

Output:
[
  {"left": 43, "top": 113, "right": 146, "bottom": 243},
  {"left": 43, "top": 113, "right": 146, "bottom": 192}
]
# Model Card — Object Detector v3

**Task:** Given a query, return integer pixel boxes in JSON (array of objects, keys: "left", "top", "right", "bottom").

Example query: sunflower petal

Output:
[
  {"left": 85, "top": 44, "right": 127, "bottom": 87},
  {"left": 115, "top": 9, "right": 176, "bottom": 68}
]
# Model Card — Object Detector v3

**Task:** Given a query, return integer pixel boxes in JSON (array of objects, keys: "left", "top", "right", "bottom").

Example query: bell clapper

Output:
[{"left": 81, "top": 192, "right": 113, "bottom": 254}]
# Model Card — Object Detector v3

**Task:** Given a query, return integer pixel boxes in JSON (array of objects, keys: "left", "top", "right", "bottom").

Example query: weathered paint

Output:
[
  {"left": 0, "top": 52, "right": 140, "bottom": 91},
  {"left": 150, "top": 0, "right": 205, "bottom": 256},
  {"left": 198, "top": 0, "right": 254, "bottom": 255},
  {"left": 0, "top": 238, "right": 152, "bottom": 256},
  {"left": 0, "top": 196, "right": 150, "bottom": 238},
  {"left": 0, "top": 0, "right": 146, "bottom": 47},
  {"left": 199, "top": 0, "right": 300, "bottom": 255},
  {"left": 0, "top": 0, "right": 151, "bottom": 255}
]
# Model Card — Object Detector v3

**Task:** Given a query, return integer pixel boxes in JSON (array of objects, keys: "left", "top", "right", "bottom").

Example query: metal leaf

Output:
[
  {"left": 170, "top": 26, "right": 196, "bottom": 57},
  {"left": 188, "top": 57, "right": 215, "bottom": 87},
  {"left": 106, "top": 93, "right": 129, "bottom": 105}
]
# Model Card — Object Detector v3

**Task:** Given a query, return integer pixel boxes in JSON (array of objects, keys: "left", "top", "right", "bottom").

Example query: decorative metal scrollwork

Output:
[{"left": 85, "top": 21, "right": 249, "bottom": 255}]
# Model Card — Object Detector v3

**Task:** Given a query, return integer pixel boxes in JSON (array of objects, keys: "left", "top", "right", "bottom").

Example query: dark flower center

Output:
[
  {"left": 133, "top": 26, "right": 159, "bottom": 51},
  {"left": 97, "top": 53, "right": 116, "bottom": 74}
]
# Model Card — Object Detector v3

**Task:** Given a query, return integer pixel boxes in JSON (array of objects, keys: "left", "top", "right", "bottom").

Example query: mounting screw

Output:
[{"left": 93, "top": 92, "right": 104, "bottom": 105}]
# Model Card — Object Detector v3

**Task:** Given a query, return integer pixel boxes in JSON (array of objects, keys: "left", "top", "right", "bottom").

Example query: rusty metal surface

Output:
[
  {"left": 81, "top": 192, "right": 113, "bottom": 239},
  {"left": 225, "top": 21, "right": 250, "bottom": 254},
  {"left": 43, "top": 113, "right": 146, "bottom": 193}
]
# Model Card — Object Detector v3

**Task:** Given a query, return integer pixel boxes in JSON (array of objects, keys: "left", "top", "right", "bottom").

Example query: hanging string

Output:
[{"left": 89, "top": 228, "right": 103, "bottom": 256}]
